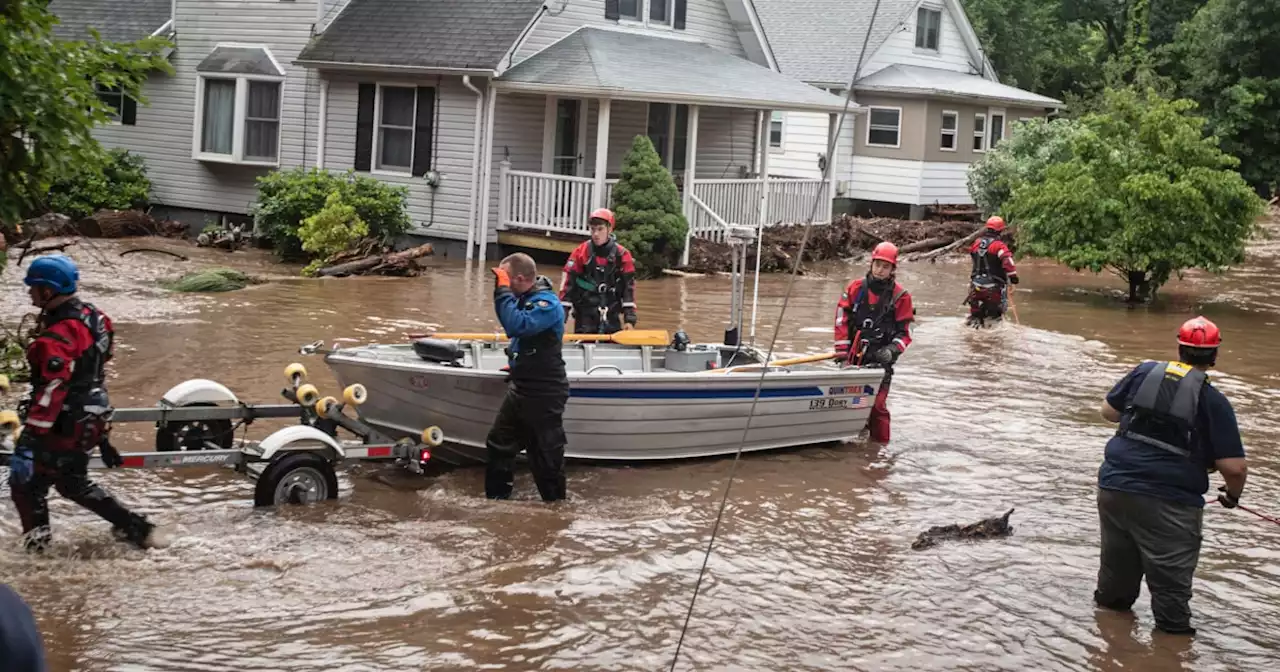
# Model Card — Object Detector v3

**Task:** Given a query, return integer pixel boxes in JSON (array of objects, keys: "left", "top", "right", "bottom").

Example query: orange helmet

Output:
[
  {"left": 985, "top": 216, "right": 1006, "bottom": 233},
  {"left": 588, "top": 208, "right": 615, "bottom": 227},
  {"left": 870, "top": 241, "right": 899, "bottom": 267},
  {"left": 1177, "top": 316, "right": 1221, "bottom": 348}
]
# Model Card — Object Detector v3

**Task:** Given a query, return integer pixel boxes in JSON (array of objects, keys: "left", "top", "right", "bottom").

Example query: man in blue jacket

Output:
[
  {"left": 0, "top": 584, "right": 47, "bottom": 671},
  {"left": 485, "top": 253, "right": 569, "bottom": 502},
  {"left": 1094, "top": 316, "right": 1247, "bottom": 635}
]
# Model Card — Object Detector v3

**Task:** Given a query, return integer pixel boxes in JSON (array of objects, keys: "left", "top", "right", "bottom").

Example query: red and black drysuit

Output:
[
  {"left": 966, "top": 234, "right": 1018, "bottom": 323},
  {"left": 834, "top": 276, "right": 915, "bottom": 444},
  {"left": 9, "top": 299, "right": 154, "bottom": 550},
  {"left": 559, "top": 236, "right": 637, "bottom": 334}
]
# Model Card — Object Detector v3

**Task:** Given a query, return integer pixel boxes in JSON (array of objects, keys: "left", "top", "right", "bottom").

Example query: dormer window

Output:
[
  {"left": 606, "top": 0, "right": 685, "bottom": 29},
  {"left": 915, "top": 7, "right": 941, "bottom": 51}
]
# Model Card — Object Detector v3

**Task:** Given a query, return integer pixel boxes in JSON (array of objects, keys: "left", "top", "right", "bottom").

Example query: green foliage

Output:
[
  {"left": 298, "top": 192, "right": 369, "bottom": 276},
  {"left": 161, "top": 268, "right": 258, "bottom": 293},
  {"left": 45, "top": 148, "right": 152, "bottom": 220},
  {"left": 0, "top": 1, "right": 173, "bottom": 228},
  {"left": 609, "top": 135, "right": 688, "bottom": 277},
  {"left": 1005, "top": 88, "right": 1265, "bottom": 302},
  {"left": 251, "top": 168, "right": 410, "bottom": 259},
  {"left": 967, "top": 117, "right": 1087, "bottom": 216}
]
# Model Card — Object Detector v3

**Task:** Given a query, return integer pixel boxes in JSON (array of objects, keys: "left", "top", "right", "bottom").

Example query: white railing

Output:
[
  {"left": 691, "top": 178, "right": 833, "bottom": 236},
  {"left": 499, "top": 164, "right": 597, "bottom": 235},
  {"left": 603, "top": 178, "right": 619, "bottom": 207},
  {"left": 768, "top": 178, "right": 834, "bottom": 225}
]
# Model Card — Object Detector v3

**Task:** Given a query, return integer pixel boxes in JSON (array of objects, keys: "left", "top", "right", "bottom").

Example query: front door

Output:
[{"left": 553, "top": 99, "right": 581, "bottom": 176}]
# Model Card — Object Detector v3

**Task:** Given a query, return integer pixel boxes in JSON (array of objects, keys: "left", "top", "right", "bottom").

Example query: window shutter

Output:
[
  {"left": 411, "top": 87, "right": 435, "bottom": 177},
  {"left": 122, "top": 96, "right": 137, "bottom": 126},
  {"left": 604, "top": 0, "right": 620, "bottom": 20},
  {"left": 355, "top": 83, "right": 375, "bottom": 171},
  {"left": 674, "top": 0, "right": 686, "bottom": 29}
]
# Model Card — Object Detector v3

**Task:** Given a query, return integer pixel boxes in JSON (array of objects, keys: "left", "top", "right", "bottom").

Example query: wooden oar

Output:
[
  {"left": 409, "top": 329, "right": 671, "bottom": 347},
  {"left": 707, "top": 351, "right": 838, "bottom": 373}
]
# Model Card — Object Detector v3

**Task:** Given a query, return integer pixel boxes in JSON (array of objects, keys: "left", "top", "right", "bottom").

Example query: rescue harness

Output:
[{"left": 1117, "top": 361, "right": 1208, "bottom": 458}]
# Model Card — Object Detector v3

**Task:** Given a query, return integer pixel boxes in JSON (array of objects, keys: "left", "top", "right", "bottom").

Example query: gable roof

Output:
[
  {"left": 748, "top": 0, "right": 921, "bottom": 85},
  {"left": 496, "top": 27, "right": 854, "bottom": 113},
  {"left": 857, "top": 64, "right": 1062, "bottom": 107},
  {"left": 297, "top": 0, "right": 543, "bottom": 72},
  {"left": 47, "top": 0, "right": 171, "bottom": 43}
]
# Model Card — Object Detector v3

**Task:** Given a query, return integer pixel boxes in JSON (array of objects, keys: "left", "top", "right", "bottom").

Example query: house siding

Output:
[
  {"left": 323, "top": 73, "right": 486, "bottom": 239},
  {"left": 768, "top": 110, "right": 856, "bottom": 186},
  {"left": 95, "top": 0, "right": 321, "bottom": 216},
  {"left": 919, "top": 161, "right": 972, "bottom": 204},
  {"left": 861, "top": 2, "right": 978, "bottom": 78},
  {"left": 923, "top": 99, "right": 1046, "bottom": 162},
  {"left": 846, "top": 155, "right": 922, "bottom": 204},
  {"left": 485, "top": 92, "right": 548, "bottom": 240},
  {"left": 511, "top": 0, "right": 746, "bottom": 65}
]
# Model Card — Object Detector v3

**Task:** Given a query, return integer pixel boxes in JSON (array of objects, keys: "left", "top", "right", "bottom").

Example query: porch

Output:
[{"left": 478, "top": 27, "right": 853, "bottom": 264}]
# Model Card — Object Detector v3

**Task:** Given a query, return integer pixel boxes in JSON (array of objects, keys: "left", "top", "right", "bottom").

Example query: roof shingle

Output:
[
  {"left": 750, "top": 0, "right": 919, "bottom": 85},
  {"left": 47, "top": 0, "right": 171, "bottom": 44},
  {"left": 298, "top": 0, "right": 543, "bottom": 70},
  {"left": 856, "top": 64, "right": 1063, "bottom": 106}
]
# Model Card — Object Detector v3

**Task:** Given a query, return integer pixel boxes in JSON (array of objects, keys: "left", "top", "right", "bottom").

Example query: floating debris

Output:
[
  {"left": 911, "top": 508, "right": 1015, "bottom": 550},
  {"left": 161, "top": 267, "right": 259, "bottom": 293}
]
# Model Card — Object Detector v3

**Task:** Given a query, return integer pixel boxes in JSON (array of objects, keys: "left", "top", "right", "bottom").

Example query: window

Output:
[
  {"left": 915, "top": 8, "right": 941, "bottom": 51},
  {"left": 973, "top": 113, "right": 986, "bottom": 151},
  {"left": 193, "top": 45, "right": 285, "bottom": 165},
  {"left": 95, "top": 83, "right": 126, "bottom": 123},
  {"left": 673, "top": 104, "right": 688, "bottom": 173},
  {"left": 607, "top": 0, "right": 684, "bottom": 29},
  {"left": 644, "top": 103, "right": 690, "bottom": 173},
  {"left": 940, "top": 110, "right": 957, "bottom": 151},
  {"left": 769, "top": 111, "right": 784, "bottom": 150},
  {"left": 989, "top": 111, "right": 1006, "bottom": 148},
  {"left": 619, "top": 0, "right": 640, "bottom": 19},
  {"left": 866, "top": 107, "right": 901, "bottom": 147},
  {"left": 376, "top": 86, "right": 416, "bottom": 172},
  {"left": 650, "top": 0, "right": 671, "bottom": 23},
  {"left": 647, "top": 102, "right": 672, "bottom": 166}
]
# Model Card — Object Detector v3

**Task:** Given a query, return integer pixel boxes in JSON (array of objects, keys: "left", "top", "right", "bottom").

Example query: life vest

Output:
[
  {"left": 1117, "top": 361, "right": 1207, "bottom": 458},
  {"left": 35, "top": 300, "right": 114, "bottom": 442},
  {"left": 508, "top": 279, "right": 568, "bottom": 392},
  {"left": 845, "top": 279, "right": 907, "bottom": 352},
  {"left": 971, "top": 236, "right": 1007, "bottom": 286},
  {"left": 572, "top": 239, "right": 625, "bottom": 309}
]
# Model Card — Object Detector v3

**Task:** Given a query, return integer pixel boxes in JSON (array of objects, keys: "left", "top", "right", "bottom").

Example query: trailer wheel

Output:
[
  {"left": 156, "top": 402, "right": 234, "bottom": 452},
  {"left": 253, "top": 452, "right": 339, "bottom": 507}
]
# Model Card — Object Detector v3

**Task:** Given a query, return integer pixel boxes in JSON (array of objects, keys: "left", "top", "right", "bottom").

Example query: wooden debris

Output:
[
  {"left": 661, "top": 268, "right": 706, "bottom": 278},
  {"left": 911, "top": 508, "right": 1015, "bottom": 550},
  {"left": 120, "top": 247, "right": 189, "bottom": 261},
  {"left": 16, "top": 240, "right": 78, "bottom": 266},
  {"left": 314, "top": 243, "right": 435, "bottom": 277}
]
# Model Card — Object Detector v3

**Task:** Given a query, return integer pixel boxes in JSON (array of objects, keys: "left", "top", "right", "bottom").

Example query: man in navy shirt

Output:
[
  {"left": 1094, "top": 316, "right": 1248, "bottom": 635},
  {"left": 485, "top": 253, "right": 569, "bottom": 502},
  {"left": 0, "top": 584, "right": 47, "bottom": 671}
]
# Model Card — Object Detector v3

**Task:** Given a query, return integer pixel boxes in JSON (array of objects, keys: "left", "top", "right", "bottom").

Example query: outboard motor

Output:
[{"left": 671, "top": 330, "right": 691, "bottom": 352}]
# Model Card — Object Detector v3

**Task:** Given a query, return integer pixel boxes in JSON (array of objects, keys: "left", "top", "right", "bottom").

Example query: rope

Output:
[{"left": 668, "top": 2, "right": 885, "bottom": 668}]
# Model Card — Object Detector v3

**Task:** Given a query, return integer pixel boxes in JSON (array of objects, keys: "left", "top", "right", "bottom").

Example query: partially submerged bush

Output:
[
  {"left": 298, "top": 192, "right": 369, "bottom": 276},
  {"left": 252, "top": 168, "right": 410, "bottom": 259},
  {"left": 45, "top": 148, "right": 152, "bottom": 221},
  {"left": 161, "top": 267, "right": 258, "bottom": 293}
]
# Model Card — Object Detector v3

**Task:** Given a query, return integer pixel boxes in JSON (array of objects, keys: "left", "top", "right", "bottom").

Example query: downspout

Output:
[
  {"left": 316, "top": 78, "right": 328, "bottom": 168},
  {"left": 476, "top": 82, "right": 499, "bottom": 263},
  {"left": 462, "top": 75, "right": 485, "bottom": 260}
]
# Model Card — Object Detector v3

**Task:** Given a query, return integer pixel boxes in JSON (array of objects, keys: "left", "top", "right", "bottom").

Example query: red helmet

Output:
[
  {"left": 588, "top": 208, "right": 615, "bottom": 227},
  {"left": 870, "top": 241, "right": 899, "bottom": 267},
  {"left": 985, "top": 216, "right": 1006, "bottom": 233},
  {"left": 1177, "top": 316, "right": 1221, "bottom": 348}
]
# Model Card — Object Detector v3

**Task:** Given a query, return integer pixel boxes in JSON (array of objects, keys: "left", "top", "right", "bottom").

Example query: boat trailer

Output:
[{"left": 0, "top": 363, "right": 446, "bottom": 507}]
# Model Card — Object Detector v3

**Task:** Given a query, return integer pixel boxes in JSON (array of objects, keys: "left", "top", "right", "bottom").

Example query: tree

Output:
[
  {"left": 0, "top": 0, "right": 173, "bottom": 254},
  {"left": 1171, "top": 0, "right": 1280, "bottom": 196},
  {"left": 609, "top": 135, "right": 688, "bottom": 277},
  {"left": 967, "top": 116, "right": 1086, "bottom": 216},
  {"left": 1005, "top": 87, "right": 1264, "bottom": 302}
]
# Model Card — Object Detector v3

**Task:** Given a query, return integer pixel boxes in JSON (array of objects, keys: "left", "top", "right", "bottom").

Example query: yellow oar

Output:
[
  {"left": 413, "top": 330, "right": 671, "bottom": 347},
  {"left": 708, "top": 351, "right": 838, "bottom": 373}
]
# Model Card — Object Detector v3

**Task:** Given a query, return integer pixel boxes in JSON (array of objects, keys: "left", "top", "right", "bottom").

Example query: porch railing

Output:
[{"left": 499, "top": 165, "right": 597, "bottom": 235}]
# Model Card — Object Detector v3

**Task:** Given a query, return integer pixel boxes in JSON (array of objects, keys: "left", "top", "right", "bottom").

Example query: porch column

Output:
[
  {"left": 751, "top": 108, "right": 772, "bottom": 341},
  {"left": 680, "top": 104, "right": 700, "bottom": 267},
  {"left": 826, "top": 112, "right": 839, "bottom": 223},
  {"left": 593, "top": 98, "right": 611, "bottom": 209}
]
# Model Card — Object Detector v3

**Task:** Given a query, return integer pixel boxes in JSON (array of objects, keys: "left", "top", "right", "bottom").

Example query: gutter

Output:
[
  {"left": 854, "top": 85, "right": 1064, "bottom": 110},
  {"left": 476, "top": 85, "right": 499, "bottom": 263},
  {"left": 316, "top": 79, "right": 329, "bottom": 168},
  {"left": 491, "top": 81, "right": 857, "bottom": 114},
  {"left": 461, "top": 75, "right": 486, "bottom": 260},
  {"left": 291, "top": 59, "right": 495, "bottom": 77}
]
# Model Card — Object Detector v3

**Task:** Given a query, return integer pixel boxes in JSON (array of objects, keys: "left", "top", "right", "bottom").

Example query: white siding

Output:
[
  {"left": 323, "top": 74, "right": 486, "bottom": 240},
  {"left": 846, "top": 155, "right": 922, "bottom": 204},
  {"left": 769, "top": 110, "right": 856, "bottom": 186},
  {"left": 860, "top": 3, "right": 977, "bottom": 78},
  {"left": 919, "top": 161, "right": 973, "bottom": 204},
  {"left": 485, "top": 92, "right": 547, "bottom": 240},
  {"left": 512, "top": 0, "right": 746, "bottom": 63},
  {"left": 95, "top": 0, "right": 321, "bottom": 216},
  {"left": 696, "top": 106, "right": 757, "bottom": 179}
]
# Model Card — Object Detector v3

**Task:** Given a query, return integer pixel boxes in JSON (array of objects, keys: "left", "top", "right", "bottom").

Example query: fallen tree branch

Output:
[
  {"left": 314, "top": 242, "right": 434, "bottom": 277},
  {"left": 17, "top": 240, "right": 77, "bottom": 266},
  {"left": 906, "top": 226, "right": 984, "bottom": 262},
  {"left": 120, "top": 247, "right": 189, "bottom": 261},
  {"left": 898, "top": 235, "right": 956, "bottom": 255},
  {"left": 662, "top": 268, "right": 705, "bottom": 278}
]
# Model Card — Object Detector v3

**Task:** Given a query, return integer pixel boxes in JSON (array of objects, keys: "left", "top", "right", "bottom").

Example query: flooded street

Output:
[{"left": 2, "top": 228, "right": 1278, "bottom": 672}]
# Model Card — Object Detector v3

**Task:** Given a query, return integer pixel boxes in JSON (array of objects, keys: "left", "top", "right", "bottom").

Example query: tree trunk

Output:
[
  {"left": 314, "top": 243, "right": 434, "bottom": 277},
  {"left": 1126, "top": 270, "right": 1151, "bottom": 303},
  {"left": 898, "top": 236, "right": 956, "bottom": 255}
]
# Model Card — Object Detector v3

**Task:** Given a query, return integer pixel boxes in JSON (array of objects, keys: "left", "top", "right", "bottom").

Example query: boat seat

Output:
[{"left": 412, "top": 338, "right": 465, "bottom": 365}]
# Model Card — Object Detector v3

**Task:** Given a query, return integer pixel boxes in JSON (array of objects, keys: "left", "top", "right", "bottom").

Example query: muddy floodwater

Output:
[{"left": 1, "top": 228, "right": 1278, "bottom": 672}]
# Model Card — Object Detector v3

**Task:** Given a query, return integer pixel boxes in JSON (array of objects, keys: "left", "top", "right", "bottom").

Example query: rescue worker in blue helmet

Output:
[
  {"left": 8, "top": 255, "right": 170, "bottom": 552},
  {"left": 1094, "top": 316, "right": 1247, "bottom": 635},
  {"left": 484, "top": 253, "right": 569, "bottom": 502}
]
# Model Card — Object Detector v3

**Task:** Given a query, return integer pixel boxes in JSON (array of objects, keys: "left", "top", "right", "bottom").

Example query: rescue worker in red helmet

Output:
[
  {"left": 1094, "top": 316, "right": 1247, "bottom": 635},
  {"left": 558, "top": 208, "right": 638, "bottom": 334},
  {"left": 834, "top": 241, "right": 915, "bottom": 443},
  {"left": 965, "top": 216, "right": 1019, "bottom": 327},
  {"left": 8, "top": 255, "right": 170, "bottom": 552}
]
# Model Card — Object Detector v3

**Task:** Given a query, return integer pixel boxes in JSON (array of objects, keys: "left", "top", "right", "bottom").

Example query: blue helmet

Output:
[{"left": 24, "top": 254, "right": 80, "bottom": 295}]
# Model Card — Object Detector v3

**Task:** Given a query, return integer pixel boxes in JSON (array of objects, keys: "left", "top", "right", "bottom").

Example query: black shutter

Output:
[
  {"left": 121, "top": 96, "right": 137, "bottom": 125},
  {"left": 355, "top": 83, "right": 375, "bottom": 171},
  {"left": 411, "top": 86, "right": 435, "bottom": 177},
  {"left": 605, "top": 0, "right": 620, "bottom": 20},
  {"left": 674, "top": 0, "right": 686, "bottom": 29}
]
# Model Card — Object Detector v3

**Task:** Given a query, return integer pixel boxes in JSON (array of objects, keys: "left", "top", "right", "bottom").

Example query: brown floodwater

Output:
[{"left": 1, "top": 226, "right": 1277, "bottom": 672}]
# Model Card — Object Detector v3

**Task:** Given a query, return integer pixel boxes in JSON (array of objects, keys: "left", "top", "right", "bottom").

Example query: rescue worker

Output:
[
  {"left": 1094, "top": 316, "right": 1247, "bottom": 635},
  {"left": 965, "top": 215, "right": 1019, "bottom": 327},
  {"left": 559, "top": 208, "right": 638, "bottom": 334},
  {"left": 486, "top": 253, "right": 569, "bottom": 502},
  {"left": 834, "top": 241, "right": 915, "bottom": 444},
  {"left": 8, "top": 255, "right": 169, "bottom": 552},
  {"left": 0, "top": 584, "right": 46, "bottom": 671}
]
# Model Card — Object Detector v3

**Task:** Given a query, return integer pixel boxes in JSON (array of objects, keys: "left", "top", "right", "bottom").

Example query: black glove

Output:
[
  {"left": 1217, "top": 485, "right": 1240, "bottom": 509},
  {"left": 875, "top": 346, "right": 899, "bottom": 365},
  {"left": 99, "top": 437, "right": 124, "bottom": 469},
  {"left": 1009, "top": 275, "right": 1020, "bottom": 285}
]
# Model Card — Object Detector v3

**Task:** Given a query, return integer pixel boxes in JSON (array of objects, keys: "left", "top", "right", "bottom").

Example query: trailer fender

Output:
[
  {"left": 161, "top": 379, "right": 240, "bottom": 407},
  {"left": 257, "top": 425, "right": 345, "bottom": 462}
]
